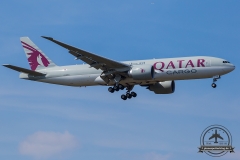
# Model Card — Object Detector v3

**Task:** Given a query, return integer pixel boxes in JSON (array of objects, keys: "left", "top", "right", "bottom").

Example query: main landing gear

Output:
[
  {"left": 108, "top": 84, "right": 124, "bottom": 93},
  {"left": 108, "top": 84, "right": 137, "bottom": 100},
  {"left": 212, "top": 75, "right": 220, "bottom": 88},
  {"left": 121, "top": 91, "right": 137, "bottom": 100}
]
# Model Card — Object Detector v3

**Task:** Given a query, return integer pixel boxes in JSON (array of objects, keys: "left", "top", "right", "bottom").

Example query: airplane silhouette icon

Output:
[{"left": 209, "top": 129, "right": 224, "bottom": 143}]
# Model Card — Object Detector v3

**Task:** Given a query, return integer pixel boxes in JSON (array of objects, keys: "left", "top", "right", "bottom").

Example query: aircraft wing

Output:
[
  {"left": 42, "top": 36, "right": 130, "bottom": 72},
  {"left": 216, "top": 134, "right": 224, "bottom": 140},
  {"left": 209, "top": 135, "right": 215, "bottom": 140}
]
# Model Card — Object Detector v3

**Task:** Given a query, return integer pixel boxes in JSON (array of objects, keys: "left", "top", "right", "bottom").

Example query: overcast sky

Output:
[{"left": 0, "top": 1, "right": 240, "bottom": 160}]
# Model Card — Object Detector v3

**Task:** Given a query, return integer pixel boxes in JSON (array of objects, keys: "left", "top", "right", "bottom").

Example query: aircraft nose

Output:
[
  {"left": 228, "top": 64, "right": 235, "bottom": 72},
  {"left": 223, "top": 64, "right": 235, "bottom": 73}
]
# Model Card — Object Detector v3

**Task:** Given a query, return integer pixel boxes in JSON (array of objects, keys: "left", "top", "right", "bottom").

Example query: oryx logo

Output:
[
  {"left": 198, "top": 125, "right": 234, "bottom": 157},
  {"left": 140, "top": 68, "right": 145, "bottom": 73},
  {"left": 21, "top": 41, "right": 50, "bottom": 70}
]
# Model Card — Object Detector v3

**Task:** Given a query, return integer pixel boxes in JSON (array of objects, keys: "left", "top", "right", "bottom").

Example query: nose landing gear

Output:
[
  {"left": 212, "top": 83, "right": 217, "bottom": 88},
  {"left": 212, "top": 75, "right": 220, "bottom": 88}
]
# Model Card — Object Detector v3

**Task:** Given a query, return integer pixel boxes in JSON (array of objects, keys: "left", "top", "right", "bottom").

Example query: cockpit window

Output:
[{"left": 223, "top": 61, "right": 230, "bottom": 63}]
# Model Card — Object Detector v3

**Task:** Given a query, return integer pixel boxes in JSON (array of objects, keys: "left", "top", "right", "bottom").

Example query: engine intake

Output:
[
  {"left": 128, "top": 65, "right": 154, "bottom": 80},
  {"left": 148, "top": 81, "right": 175, "bottom": 94}
]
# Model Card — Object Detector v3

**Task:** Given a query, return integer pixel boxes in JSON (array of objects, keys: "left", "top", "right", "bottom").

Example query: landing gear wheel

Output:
[
  {"left": 212, "top": 83, "right": 217, "bottom": 88},
  {"left": 108, "top": 87, "right": 114, "bottom": 93},
  {"left": 121, "top": 94, "right": 127, "bottom": 100},
  {"left": 113, "top": 85, "right": 119, "bottom": 91},
  {"left": 118, "top": 84, "right": 124, "bottom": 90},
  {"left": 126, "top": 93, "right": 132, "bottom": 99},
  {"left": 131, "top": 92, "right": 137, "bottom": 97}
]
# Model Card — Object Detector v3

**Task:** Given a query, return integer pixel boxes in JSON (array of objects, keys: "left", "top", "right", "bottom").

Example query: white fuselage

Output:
[{"left": 19, "top": 56, "right": 235, "bottom": 87}]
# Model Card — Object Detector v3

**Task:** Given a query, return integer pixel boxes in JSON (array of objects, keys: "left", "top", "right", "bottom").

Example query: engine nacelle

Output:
[
  {"left": 148, "top": 81, "right": 175, "bottom": 94},
  {"left": 128, "top": 65, "right": 154, "bottom": 80}
]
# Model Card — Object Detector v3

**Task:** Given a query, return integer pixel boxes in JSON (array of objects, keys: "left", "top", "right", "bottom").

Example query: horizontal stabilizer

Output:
[{"left": 3, "top": 64, "right": 45, "bottom": 76}]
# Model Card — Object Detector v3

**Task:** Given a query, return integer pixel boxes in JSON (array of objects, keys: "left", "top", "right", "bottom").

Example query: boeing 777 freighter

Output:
[{"left": 3, "top": 37, "right": 235, "bottom": 100}]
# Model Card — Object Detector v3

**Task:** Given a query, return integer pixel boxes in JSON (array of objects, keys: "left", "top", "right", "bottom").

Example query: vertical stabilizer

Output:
[{"left": 20, "top": 37, "right": 57, "bottom": 71}]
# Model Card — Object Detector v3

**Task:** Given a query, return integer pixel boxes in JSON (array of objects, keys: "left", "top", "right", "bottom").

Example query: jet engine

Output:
[
  {"left": 147, "top": 81, "right": 175, "bottom": 94},
  {"left": 128, "top": 65, "right": 154, "bottom": 80}
]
